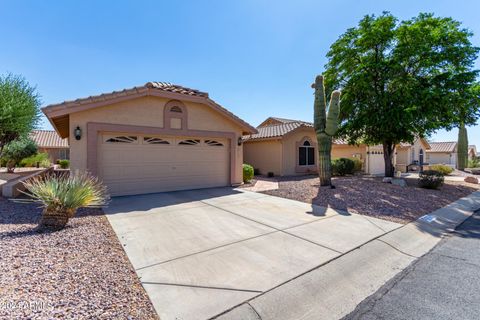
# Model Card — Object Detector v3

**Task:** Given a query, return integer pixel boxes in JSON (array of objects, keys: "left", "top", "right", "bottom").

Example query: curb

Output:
[{"left": 212, "top": 190, "right": 480, "bottom": 320}]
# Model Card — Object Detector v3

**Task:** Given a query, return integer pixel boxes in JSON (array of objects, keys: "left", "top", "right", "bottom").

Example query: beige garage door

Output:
[{"left": 98, "top": 133, "right": 230, "bottom": 196}]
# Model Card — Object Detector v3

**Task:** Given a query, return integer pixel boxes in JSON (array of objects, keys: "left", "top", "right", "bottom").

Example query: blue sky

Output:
[{"left": 1, "top": 0, "right": 479, "bottom": 144}]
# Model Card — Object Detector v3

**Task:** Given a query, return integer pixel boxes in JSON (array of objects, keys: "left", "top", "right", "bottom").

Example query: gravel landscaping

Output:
[
  {"left": 263, "top": 175, "right": 480, "bottom": 224},
  {"left": 0, "top": 197, "right": 158, "bottom": 319}
]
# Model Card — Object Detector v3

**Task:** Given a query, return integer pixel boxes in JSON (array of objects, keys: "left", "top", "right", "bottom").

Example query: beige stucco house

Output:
[
  {"left": 30, "top": 130, "right": 69, "bottom": 162},
  {"left": 243, "top": 117, "right": 390, "bottom": 176},
  {"left": 42, "top": 82, "right": 257, "bottom": 196},
  {"left": 426, "top": 141, "right": 457, "bottom": 168},
  {"left": 394, "top": 138, "right": 431, "bottom": 172}
]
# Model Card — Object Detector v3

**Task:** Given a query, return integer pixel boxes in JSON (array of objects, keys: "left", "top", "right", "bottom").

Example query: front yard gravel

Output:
[
  {"left": 263, "top": 175, "right": 480, "bottom": 224},
  {"left": 0, "top": 197, "right": 158, "bottom": 319}
]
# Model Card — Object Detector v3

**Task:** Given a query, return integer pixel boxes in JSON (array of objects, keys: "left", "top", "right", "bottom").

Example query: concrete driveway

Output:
[{"left": 105, "top": 187, "right": 401, "bottom": 320}]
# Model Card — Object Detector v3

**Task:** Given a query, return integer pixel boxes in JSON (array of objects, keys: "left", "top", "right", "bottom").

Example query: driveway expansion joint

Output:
[
  {"left": 376, "top": 239, "right": 420, "bottom": 259},
  {"left": 141, "top": 281, "right": 263, "bottom": 293}
]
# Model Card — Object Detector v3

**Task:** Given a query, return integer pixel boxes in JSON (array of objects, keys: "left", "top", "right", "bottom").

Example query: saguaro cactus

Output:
[
  {"left": 313, "top": 75, "right": 341, "bottom": 186},
  {"left": 457, "top": 122, "right": 468, "bottom": 170}
]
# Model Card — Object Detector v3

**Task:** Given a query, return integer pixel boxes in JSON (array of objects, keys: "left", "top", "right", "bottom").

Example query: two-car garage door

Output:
[{"left": 98, "top": 133, "right": 230, "bottom": 196}]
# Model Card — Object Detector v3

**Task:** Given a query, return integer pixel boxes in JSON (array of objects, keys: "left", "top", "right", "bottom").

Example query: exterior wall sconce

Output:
[
  {"left": 74, "top": 126, "right": 82, "bottom": 140},
  {"left": 237, "top": 137, "right": 243, "bottom": 146}
]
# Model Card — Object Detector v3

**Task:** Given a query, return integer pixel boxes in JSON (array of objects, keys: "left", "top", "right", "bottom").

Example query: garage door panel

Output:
[{"left": 98, "top": 134, "right": 230, "bottom": 196}]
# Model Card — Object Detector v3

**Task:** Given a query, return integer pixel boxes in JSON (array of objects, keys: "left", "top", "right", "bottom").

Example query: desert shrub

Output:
[
  {"left": 332, "top": 158, "right": 355, "bottom": 176},
  {"left": 2, "top": 137, "right": 37, "bottom": 172},
  {"left": 418, "top": 170, "right": 444, "bottom": 189},
  {"left": 58, "top": 159, "right": 70, "bottom": 169},
  {"left": 468, "top": 158, "right": 480, "bottom": 168},
  {"left": 22, "top": 172, "right": 109, "bottom": 229},
  {"left": 243, "top": 163, "right": 254, "bottom": 183},
  {"left": 20, "top": 152, "right": 50, "bottom": 167},
  {"left": 349, "top": 157, "right": 363, "bottom": 172},
  {"left": 429, "top": 164, "right": 453, "bottom": 176}
]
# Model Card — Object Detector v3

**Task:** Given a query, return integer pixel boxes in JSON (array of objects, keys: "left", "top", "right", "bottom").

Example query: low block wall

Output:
[{"left": 2, "top": 167, "right": 54, "bottom": 198}]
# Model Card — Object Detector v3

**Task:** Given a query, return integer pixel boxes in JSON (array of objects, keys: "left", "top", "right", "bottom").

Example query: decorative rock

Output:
[
  {"left": 382, "top": 177, "right": 392, "bottom": 183},
  {"left": 464, "top": 176, "right": 479, "bottom": 184},
  {"left": 391, "top": 178, "right": 407, "bottom": 187},
  {"left": 465, "top": 168, "right": 480, "bottom": 175}
]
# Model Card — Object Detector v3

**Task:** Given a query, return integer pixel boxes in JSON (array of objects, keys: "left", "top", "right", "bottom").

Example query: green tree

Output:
[
  {"left": 324, "top": 12, "right": 479, "bottom": 177},
  {"left": 2, "top": 137, "right": 38, "bottom": 172},
  {"left": 0, "top": 73, "right": 41, "bottom": 156}
]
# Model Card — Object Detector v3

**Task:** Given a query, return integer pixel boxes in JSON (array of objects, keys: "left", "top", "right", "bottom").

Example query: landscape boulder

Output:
[
  {"left": 382, "top": 177, "right": 392, "bottom": 183},
  {"left": 464, "top": 176, "right": 479, "bottom": 184},
  {"left": 391, "top": 178, "right": 407, "bottom": 187}
]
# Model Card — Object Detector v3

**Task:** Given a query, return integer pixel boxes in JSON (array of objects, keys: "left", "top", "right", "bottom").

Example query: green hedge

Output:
[
  {"left": 58, "top": 159, "right": 70, "bottom": 169},
  {"left": 332, "top": 158, "right": 356, "bottom": 176},
  {"left": 20, "top": 152, "right": 51, "bottom": 168},
  {"left": 429, "top": 164, "right": 453, "bottom": 176},
  {"left": 243, "top": 163, "right": 254, "bottom": 183},
  {"left": 418, "top": 170, "right": 444, "bottom": 189}
]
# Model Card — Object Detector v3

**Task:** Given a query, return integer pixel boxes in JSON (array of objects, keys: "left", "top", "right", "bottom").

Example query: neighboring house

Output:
[
  {"left": 243, "top": 117, "right": 387, "bottom": 176},
  {"left": 394, "top": 138, "right": 431, "bottom": 173},
  {"left": 30, "top": 130, "right": 69, "bottom": 162},
  {"left": 426, "top": 141, "right": 458, "bottom": 168},
  {"left": 468, "top": 145, "right": 477, "bottom": 160},
  {"left": 42, "top": 82, "right": 257, "bottom": 196}
]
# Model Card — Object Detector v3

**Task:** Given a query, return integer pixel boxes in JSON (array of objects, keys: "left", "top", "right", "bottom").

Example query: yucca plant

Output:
[{"left": 22, "top": 172, "right": 109, "bottom": 230}]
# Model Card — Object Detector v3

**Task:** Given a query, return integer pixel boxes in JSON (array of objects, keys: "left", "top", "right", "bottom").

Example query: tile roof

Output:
[
  {"left": 145, "top": 82, "right": 209, "bottom": 98},
  {"left": 243, "top": 119, "right": 347, "bottom": 144},
  {"left": 427, "top": 141, "right": 457, "bottom": 153},
  {"left": 30, "top": 130, "right": 69, "bottom": 148},
  {"left": 43, "top": 82, "right": 257, "bottom": 136}
]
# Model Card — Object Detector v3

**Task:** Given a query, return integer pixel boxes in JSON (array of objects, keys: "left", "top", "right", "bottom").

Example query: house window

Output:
[
  {"left": 144, "top": 137, "right": 170, "bottom": 145},
  {"left": 205, "top": 139, "right": 224, "bottom": 147},
  {"left": 299, "top": 140, "right": 315, "bottom": 166},
  {"left": 178, "top": 139, "right": 200, "bottom": 146},
  {"left": 170, "top": 106, "right": 183, "bottom": 113},
  {"left": 105, "top": 136, "right": 137, "bottom": 143}
]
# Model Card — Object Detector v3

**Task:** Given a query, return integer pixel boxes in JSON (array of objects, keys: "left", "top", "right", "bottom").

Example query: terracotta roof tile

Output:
[
  {"left": 427, "top": 141, "right": 457, "bottom": 153},
  {"left": 243, "top": 119, "right": 347, "bottom": 144},
  {"left": 145, "top": 82, "right": 209, "bottom": 98},
  {"left": 30, "top": 130, "right": 69, "bottom": 148}
]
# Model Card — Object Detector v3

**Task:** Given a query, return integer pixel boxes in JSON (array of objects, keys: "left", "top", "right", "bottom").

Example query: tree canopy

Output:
[
  {"left": 0, "top": 73, "right": 41, "bottom": 154},
  {"left": 324, "top": 12, "right": 480, "bottom": 176}
]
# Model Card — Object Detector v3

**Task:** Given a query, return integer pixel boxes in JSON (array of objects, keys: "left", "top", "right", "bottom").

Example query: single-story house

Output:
[
  {"left": 426, "top": 141, "right": 457, "bottom": 168},
  {"left": 243, "top": 117, "right": 389, "bottom": 176},
  {"left": 42, "top": 82, "right": 257, "bottom": 196},
  {"left": 468, "top": 145, "right": 477, "bottom": 160},
  {"left": 30, "top": 130, "right": 69, "bottom": 162},
  {"left": 394, "top": 138, "right": 431, "bottom": 173}
]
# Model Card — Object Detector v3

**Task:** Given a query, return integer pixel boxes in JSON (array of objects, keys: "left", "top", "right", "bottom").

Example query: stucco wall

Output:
[
  {"left": 282, "top": 128, "right": 316, "bottom": 175},
  {"left": 427, "top": 152, "right": 456, "bottom": 166},
  {"left": 69, "top": 96, "right": 245, "bottom": 184},
  {"left": 243, "top": 140, "right": 283, "bottom": 176}
]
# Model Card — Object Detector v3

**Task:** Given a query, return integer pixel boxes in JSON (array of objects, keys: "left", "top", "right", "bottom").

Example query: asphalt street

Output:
[{"left": 344, "top": 210, "right": 480, "bottom": 320}]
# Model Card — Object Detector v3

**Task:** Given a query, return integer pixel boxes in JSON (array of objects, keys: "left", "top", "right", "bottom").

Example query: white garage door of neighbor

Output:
[
  {"left": 368, "top": 150, "right": 385, "bottom": 175},
  {"left": 98, "top": 133, "right": 230, "bottom": 196}
]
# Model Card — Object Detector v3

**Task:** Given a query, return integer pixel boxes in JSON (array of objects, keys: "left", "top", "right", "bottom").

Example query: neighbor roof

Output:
[
  {"left": 427, "top": 141, "right": 457, "bottom": 153},
  {"left": 42, "top": 82, "right": 257, "bottom": 138},
  {"left": 243, "top": 118, "right": 348, "bottom": 144},
  {"left": 30, "top": 130, "right": 69, "bottom": 148}
]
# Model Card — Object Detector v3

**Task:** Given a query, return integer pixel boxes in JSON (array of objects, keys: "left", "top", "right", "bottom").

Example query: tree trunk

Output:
[
  {"left": 457, "top": 123, "right": 468, "bottom": 170},
  {"left": 383, "top": 142, "right": 395, "bottom": 177},
  {"left": 317, "top": 133, "right": 333, "bottom": 186},
  {"left": 39, "top": 208, "right": 75, "bottom": 230}
]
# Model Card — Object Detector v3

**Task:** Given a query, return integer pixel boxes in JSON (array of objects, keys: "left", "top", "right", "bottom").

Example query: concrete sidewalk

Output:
[
  {"left": 104, "top": 188, "right": 402, "bottom": 320},
  {"left": 215, "top": 190, "right": 480, "bottom": 320}
]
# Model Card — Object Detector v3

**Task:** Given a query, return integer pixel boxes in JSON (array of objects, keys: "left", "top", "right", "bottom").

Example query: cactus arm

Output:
[
  {"left": 325, "top": 90, "right": 341, "bottom": 136},
  {"left": 313, "top": 75, "right": 327, "bottom": 134}
]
